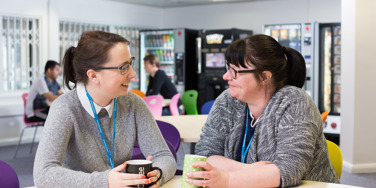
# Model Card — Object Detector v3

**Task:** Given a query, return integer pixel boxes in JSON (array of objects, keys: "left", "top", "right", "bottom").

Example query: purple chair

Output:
[
  {"left": 156, "top": 120, "right": 181, "bottom": 152},
  {"left": 0, "top": 160, "right": 19, "bottom": 188},
  {"left": 169, "top": 93, "right": 181, "bottom": 116},
  {"left": 131, "top": 140, "right": 177, "bottom": 161},
  {"left": 131, "top": 120, "right": 181, "bottom": 161}
]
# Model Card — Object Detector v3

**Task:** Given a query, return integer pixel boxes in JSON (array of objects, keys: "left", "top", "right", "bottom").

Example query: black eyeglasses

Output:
[
  {"left": 225, "top": 62, "right": 257, "bottom": 79},
  {"left": 96, "top": 57, "right": 135, "bottom": 75}
]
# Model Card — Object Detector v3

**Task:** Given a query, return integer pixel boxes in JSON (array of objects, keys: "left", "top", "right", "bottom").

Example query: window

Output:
[
  {"left": 59, "top": 21, "right": 110, "bottom": 61},
  {"left": 59, "top": 21, "right": 147, "bottom": 90},
  {"left": 113, "top": 26, "right": 141, "bottom": 90},
  {"left": 0, "top": 16, "right": 41, "bottom": 93}
]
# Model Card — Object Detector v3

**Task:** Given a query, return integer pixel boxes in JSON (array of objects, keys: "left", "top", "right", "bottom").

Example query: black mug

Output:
[{"left": 125, "top": 160, "right": 163, "bottom": 188}]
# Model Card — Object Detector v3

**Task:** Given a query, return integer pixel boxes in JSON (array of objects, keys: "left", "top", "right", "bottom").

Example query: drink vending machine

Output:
[
  {"left": 196, "top": 28, "right": 253, "bottom": 112},
  {"left": 139, "top": 28, "right": 199, "bottom": 94}
]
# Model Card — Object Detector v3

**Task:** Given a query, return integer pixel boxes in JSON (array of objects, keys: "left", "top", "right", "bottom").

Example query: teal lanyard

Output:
[
  {"left": 44, "top": 76, "right": 56, "bottom": 95},
  {"left": 85, "top": 89, "right": 117, "bottom": 169},
  {"left": 241, "top": 107, "right": 254, "bottom": 163}
]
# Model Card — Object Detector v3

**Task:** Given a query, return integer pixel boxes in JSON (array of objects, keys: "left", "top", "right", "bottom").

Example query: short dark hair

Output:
[
  {"left": 44, "top": 60, "right": 60, "bottom": 73},
  {"left": 143, "top": 54, "right": 160, "bottom": 68}
]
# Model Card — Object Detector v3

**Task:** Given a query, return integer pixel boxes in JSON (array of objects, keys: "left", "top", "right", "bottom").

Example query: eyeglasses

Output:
[
  {"left": 96, "top": 57, "right": 135, "bottom": 75},
  {"left": 225, "top": 62, "right": 257, "bottom": 79}
]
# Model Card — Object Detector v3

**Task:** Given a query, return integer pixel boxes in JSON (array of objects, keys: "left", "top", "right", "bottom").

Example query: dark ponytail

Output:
[
  {"left": 284, "top": 47, "right": 306, "bottom": 88},
  {"left": 63, "top": 46, "right": 76, "bottom": 90},
  {"left": 225, "top": 34, "right": 306, "bottom": 91},
  {"left": 62, "top": 31, "right": 130, "bottom": 90}
]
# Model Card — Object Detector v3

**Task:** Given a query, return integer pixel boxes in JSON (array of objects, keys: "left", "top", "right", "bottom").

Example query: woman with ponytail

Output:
[
  {"left": 34, "top": 31, "right": 176, "bottom": 188},
  {"left": 189, "top": 34, "right": 339, "bottom": 187}
]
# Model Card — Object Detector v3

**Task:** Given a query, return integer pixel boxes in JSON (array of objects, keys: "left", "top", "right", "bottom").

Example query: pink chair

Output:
[
  {"left": 14, "top": 93, "right": 45, "bottom": 158},
  {"left": 143, "top": 95, "right": 164, "bottom": 117},
  {"left": 169, "top": 93, "right": 181, "bottom": 116}
]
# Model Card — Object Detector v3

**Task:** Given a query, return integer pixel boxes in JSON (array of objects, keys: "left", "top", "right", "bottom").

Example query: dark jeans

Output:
[
  {"left": 27, "top": 107, "right": 49, "bottom": 122},
  {"left": 162, "top": 107, "right": 183, "bottom": 116}
]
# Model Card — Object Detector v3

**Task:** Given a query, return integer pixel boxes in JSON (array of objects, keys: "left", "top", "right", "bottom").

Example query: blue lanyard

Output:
[
  {"left": 241, "top": 107, "right": 255, "bottom": 163},
  {"left": 44, "top": 76, "right": 56, "bottom": 95},
  {"left": 85, "top": 89, "right": 117, "bottom": 169}
]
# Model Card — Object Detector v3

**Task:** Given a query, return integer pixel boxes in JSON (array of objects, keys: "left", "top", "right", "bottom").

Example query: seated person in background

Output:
[
  {"left": 25, "top": 60, "right": 63, "bottom": 122},
  {"left": 187, "top": 34, "right": 339, "bottom": 187},
  {"left": 33, "top": 31, "right": 176, "bottom": 188},
  {"left": 144, "top": 54, "right": 182, "bottom": 115}
]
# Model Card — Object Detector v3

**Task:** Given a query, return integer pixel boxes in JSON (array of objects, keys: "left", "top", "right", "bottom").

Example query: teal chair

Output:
[{"left": 182, "top": 90, "right": 198, "bottom": 115}]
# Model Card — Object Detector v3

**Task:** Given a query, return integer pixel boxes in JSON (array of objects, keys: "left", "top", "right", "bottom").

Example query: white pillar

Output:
[{"left": 341, "top": 0, "right": 376, "bottom": 173}]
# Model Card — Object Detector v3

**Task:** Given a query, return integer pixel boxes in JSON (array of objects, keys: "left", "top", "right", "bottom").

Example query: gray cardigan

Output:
[
  {"left": 33, "top": 90, "right": 176, "bottom": 188},
  {"left": 195, "top": 86, "right": 339, "bottom": 187}
]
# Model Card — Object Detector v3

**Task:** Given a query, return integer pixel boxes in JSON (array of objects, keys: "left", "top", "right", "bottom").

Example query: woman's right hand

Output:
[{"left": 108, "top": 162, "right": 152, "bottom": 188}]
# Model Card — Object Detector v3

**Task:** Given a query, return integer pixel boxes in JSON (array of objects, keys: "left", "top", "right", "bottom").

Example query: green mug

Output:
[{"left": 181, "top": 154, "right": 207, "bottom": 188}]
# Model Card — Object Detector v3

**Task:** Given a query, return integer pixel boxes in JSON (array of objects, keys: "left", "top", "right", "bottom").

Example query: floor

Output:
[{"left": 1, "top": 143, "right": 376, "bottom": 188}]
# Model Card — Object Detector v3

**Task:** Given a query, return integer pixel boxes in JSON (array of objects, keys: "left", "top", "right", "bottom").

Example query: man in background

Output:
[{"left": 25, "top": 60, "right": 63, "bottom": 122}]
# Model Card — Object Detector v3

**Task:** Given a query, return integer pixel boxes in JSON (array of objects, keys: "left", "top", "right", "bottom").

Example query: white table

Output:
[
  {"left": 155, "top": 115, "right": 208, "bottom": 143},
  {"left": 161, "top": 176, "right": 363, "bottom": 188}
]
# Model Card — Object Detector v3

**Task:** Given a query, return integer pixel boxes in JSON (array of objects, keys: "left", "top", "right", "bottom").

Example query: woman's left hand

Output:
[
  {"left": 146, "top": 155, "right": 161, "bottom": 188},
  {"left": 185, "top": 161, "right": 229, "bottom": 188}
]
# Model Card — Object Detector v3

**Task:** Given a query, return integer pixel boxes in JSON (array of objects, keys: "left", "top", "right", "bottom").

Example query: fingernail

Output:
[
  {"left": 123, "top": 162, "right": 127, "bottom": 166},
  {"left": 141, "top": 175, "right": 146, "bottom": 179},
  {"left": 147, "top": 173, "right": 151, "bottom": 177},
  {"left": 149, "top": 179, "right": 153, "bottom": 183},
  {"left": 145, "top": 179, "right": 150, "bottom": 184}
]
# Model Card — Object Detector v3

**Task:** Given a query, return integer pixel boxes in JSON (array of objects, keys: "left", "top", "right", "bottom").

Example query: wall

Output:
[
  {"left": 0, "top": 0, "right": 49, "bottom": 146},
  {"left": 341, "top": 0, "right": 376, "bottom": 173},
  {"left": 163, "top": 0, "right": 341, "bottom": 33},
  {"left": 0, "top": 0, "right": 164, "bottom": 146}
]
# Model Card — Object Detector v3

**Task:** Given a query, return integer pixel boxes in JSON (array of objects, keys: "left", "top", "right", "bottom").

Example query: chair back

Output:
[
  {"left": 182, "top": 89, "right": 198, "bottom": 115},
  {"left": 0, "top": 160, "right": 19, "bottom": 188},
  {"left": 143, "top": 95, "right": 164, "bottom": 117},
  {"left": 326, "top": 140, "right": 343, "bottom": 179},
  {"left": 22, "top": 93, "right": 44, "bottom": 126},
  {"left": 321, "top": 111, "right": 330, "bottom": 123},
  {"left": 129, "top": 89, "right": 146, "bottom": 98},
  {"left": 131, "top": 140, "right": 177, "bottom": 161},
  {"left": 201, "top": 100, "right": 215, "bottom": 114},
  {"left": 156, "top": 120, "right": 181, "bottom": 152},
  {"left": 169, "top": 93, "right": 181, "bottom": 116}
]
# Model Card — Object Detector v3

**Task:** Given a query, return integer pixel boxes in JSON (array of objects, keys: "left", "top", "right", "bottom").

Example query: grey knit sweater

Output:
[
  {"left": 33, "top": 89, "right": 176, "bottom": 188},
  {"left": 195, "top": 86, "right": 339, "bottom": 187}
]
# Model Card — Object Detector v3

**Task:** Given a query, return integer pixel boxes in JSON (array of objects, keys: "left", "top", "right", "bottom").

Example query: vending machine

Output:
[
  {"left": 263, "top": 23, "right": 316, "bottom": 100},
  {"left": 314, "top": 23, "right": 341, "bottom": 144},
  {"left": 139, "top": 28, "right": 199, "bottom": 94},
  {"left": 264, "top": 23, "right": 341, "bottom": 144},
  {"left": 197, "top": 28, "right": 253, "bottom": 112}
]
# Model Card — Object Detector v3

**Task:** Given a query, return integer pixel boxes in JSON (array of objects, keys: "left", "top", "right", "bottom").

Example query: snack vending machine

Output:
[
  {"left": 197, "top": 28, "right": 253, "bottom": 111},
  {"left": 263, "top": 23, "right": 316, "bottom": 101},
  {"left": 264, "top": 23, "right": 341, "bottom": 144},
  {"left": 314, "top": 23, "right": 341, "bottom": 143}
]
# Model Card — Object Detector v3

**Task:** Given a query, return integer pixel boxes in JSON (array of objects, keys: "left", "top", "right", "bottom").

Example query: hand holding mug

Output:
[
  {"left": 108, "top": 162, "right": 149, "bottom": 188},
  {"left": 146, "top": 155, "right": 161, "bottom": 188},
  {"left": 185, "top": 161, "right": 229, "bottom": 188},
  {"left": 126, "top": 157, "right": 163, "bottom": 187}
]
